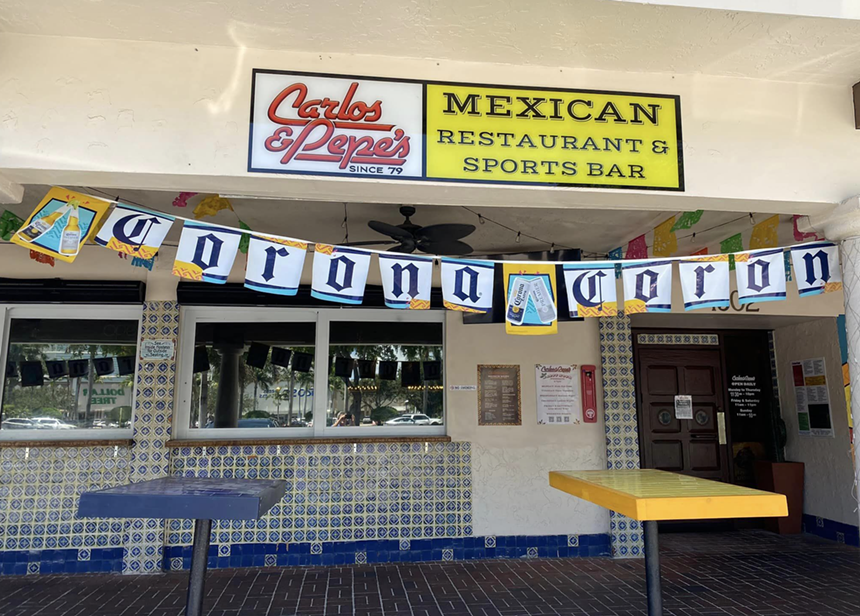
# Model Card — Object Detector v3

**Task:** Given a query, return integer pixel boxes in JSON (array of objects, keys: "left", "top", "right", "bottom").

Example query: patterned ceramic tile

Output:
[
  {"left": 599, "top": 315, "right": 644, "bottom": 559},
  {"left": 123, "top": 301, "right": 180, "bottom": 574},
  {"left": 636, "top": 333, "right": 719, "bottom": 346}
]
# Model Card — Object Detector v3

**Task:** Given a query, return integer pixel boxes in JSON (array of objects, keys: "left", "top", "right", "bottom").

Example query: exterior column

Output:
[
  {"left": 803, "top": 196, "right": 860, "bottom": 533},
  {"left": 598, "top": 314, "right": 644, "bottom": 558},
  {"left": 123, "top": 300, "right": 180, "bottom": 573}
]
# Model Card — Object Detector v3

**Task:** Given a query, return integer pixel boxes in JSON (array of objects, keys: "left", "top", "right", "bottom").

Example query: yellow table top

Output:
[{"left": 549, "top": 469, "right": 788, "bottom": 521}]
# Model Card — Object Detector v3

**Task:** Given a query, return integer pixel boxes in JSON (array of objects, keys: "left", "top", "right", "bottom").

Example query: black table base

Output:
[
  {"left": 644, "top": 520, "right": 662, "bottom": 616},
  {"left": 186, "top": 519, "right": 212, "bottom": 616}
]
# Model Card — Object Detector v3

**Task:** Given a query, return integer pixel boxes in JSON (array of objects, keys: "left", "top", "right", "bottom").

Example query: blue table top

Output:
[{"left": 77, "top": 477, "right": 286, "bottom": 521}]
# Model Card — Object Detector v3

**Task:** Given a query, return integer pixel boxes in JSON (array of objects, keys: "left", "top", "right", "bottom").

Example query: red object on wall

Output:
[{"left": 581, "top": 365, "right": 598, "bottom": 423}]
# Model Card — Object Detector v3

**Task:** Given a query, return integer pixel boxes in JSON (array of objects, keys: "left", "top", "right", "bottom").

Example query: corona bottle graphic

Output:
[
  {"left": 59, "top": 201, "right": 82, "bottom": 255},
  {"left": 17, "top": 203, "right": 71, "bottom": 242}
]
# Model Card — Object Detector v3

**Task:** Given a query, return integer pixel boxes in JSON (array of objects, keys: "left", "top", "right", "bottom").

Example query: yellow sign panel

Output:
[
  {"left": 502, "top": 263, "right": 558, "bottom": 336},
  {"left": 425, "top": 83, "right": 683, "bottom": 190}
]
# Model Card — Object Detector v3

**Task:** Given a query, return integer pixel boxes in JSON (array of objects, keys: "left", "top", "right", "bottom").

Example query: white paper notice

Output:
[
  {"left": 535, "top": 364, "right": 581, "bottom": 425},
  {"left": 792, "top": 358, "right": 833, "bottom": 437},
  {"left": 674, "top": 395, "right": 693, "bottom": 419}
]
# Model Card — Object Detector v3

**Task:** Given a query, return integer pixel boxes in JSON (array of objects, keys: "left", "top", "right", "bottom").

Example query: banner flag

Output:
[
  {"left": 172, "top": 222, "right": 242, "bottom": 284},
  {"left": 621, "top": 260, "right": 673, "bottom": 313},
  {"left": 311, "top": 244, "right": 372, "bottom": 304},
  {"left": 440, "top": 258, "right": 495, "bottom": 313},
  {"left": 244, "top": 235, "right": 308, "bottom": 296},
  {"left": 378, "top": 253, "right": 433, "bottom": 309},
  {"left": 671, "top": 210, "right": 704, "bottom": 232},
  {"left": 735, "top": 248, "right": 787, "bottom": 304},
  {"left": 678, "top": 254, "right": 730, "bottom": 311},
  {"left": 562, "top": 263, "right": 617, "bottom": 317},
  {"left": 790, "top": 242, "right": 842, "bottom": 297},
  {"left": 625, "top": 234, "right": 648, "bottom": 260},
  {"left": 749, "top": 214, "right": 780, "bottom": 249},
  {"left": 12, "top": 187, "right": 111, "bottom": 263},
  {"left": 503, "top": 263, "right": 558, "bottom": 335},
  {"left": 95, "top": 203, "right": 175, "bottom": 259}
]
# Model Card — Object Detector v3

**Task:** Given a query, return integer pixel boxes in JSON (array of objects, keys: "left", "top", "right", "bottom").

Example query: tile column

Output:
[
  {"left": 802, "top": 197, "right": 860, "bottom": 532},
  {"left": 122, "top": 300, "right": 180, "bottom": 573},
  {"left": 598, "top": 315, "right": 644, "bottom": 558}
]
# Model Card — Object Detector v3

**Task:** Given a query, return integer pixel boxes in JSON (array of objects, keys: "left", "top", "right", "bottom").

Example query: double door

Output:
[{"left": 636, "top": 347, "right": 729, "bottom": 482}]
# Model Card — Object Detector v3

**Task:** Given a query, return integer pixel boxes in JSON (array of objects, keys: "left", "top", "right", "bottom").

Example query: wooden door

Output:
[{"left": 636, "top": 347, "right": 729, "bottom": 482}]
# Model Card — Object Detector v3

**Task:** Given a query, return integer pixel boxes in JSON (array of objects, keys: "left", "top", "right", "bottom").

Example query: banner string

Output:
[{"left": 77, "top": 188, "right": 825, "bottom": 266}]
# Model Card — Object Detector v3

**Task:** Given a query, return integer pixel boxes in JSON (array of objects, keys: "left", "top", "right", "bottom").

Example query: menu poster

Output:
[
  {"left": 478, "top": 365, "right": 522, "bottom": 426},
  {"left": 792, "top": 357, "right": 834, "bottom": 437},
  {"left": 535, "top": 364, "right": 581, "bottom": 425}
]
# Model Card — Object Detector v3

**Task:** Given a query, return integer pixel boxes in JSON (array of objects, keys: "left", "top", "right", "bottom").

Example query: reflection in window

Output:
[
  {"left": 1, "top": 319, "right": 138, "bottom": 431},
  {"left": 189, "top": 322, "right": 315, "bottom": 429},
  {"left": 328, "top": 321, "right": 443, "bottom": 427}
]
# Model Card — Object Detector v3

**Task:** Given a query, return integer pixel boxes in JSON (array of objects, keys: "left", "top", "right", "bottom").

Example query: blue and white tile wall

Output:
[
  {"left": 598, "top": 315, "right": 643, "bottom": 558},
  {"left": 0, "top": 445, "right": 130, "bottom": 574},
  {"left": 123, "top": 301, "right": 180, "bottom": 573}
]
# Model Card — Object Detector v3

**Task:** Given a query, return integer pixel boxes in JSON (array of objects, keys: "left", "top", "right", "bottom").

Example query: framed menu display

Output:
[{"left": 478, "top": 364, "right": 522, "bottom": 425}]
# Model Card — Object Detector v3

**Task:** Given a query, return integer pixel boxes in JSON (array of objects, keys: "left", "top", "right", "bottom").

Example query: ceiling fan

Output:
[{"left": 346, "top": 206, "right": 475, "bottom": 255}]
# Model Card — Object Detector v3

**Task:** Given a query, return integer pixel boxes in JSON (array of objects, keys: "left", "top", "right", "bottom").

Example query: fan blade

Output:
[
  {"left": 342, "top": 240, "right": 398, "bottom": 246},
  {"left": 389, "top": 241, "right": 416, "bottom": 254},
  {"left": 368, "top": 220, "right": 414, "bottom": 241},
  {"left": 416, "top": 223, "right": 476, "bottom": 242},
  {"left": 418, "top": 240, "right": 473, "bottom": 255}
]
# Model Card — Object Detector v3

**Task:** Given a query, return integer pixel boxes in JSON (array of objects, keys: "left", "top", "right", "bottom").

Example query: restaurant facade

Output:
[{"left": 2, "top": 0, "right": 860, "bottom": 576}]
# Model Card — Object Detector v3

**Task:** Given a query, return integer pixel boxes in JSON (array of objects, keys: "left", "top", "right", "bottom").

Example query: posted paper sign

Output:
[
  {"left": 792, "top": 358, "right": 833, "bottom": 437},
  {"left": 140, "top": 339, "right": 175, "bottom": 361},
  {"left": 535, "top": 364, "right": 581, "bottom": 425},
  {"left": 674, "top": 395, "right": 693, "bottom": 419}
]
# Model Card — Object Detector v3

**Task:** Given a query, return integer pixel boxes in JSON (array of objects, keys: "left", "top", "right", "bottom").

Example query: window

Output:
[
  {"left": 0, "top": 305, "right": 141, "bottom": 439},
  {"left": 177, "top": 307, "right": 445, "bottom": 439}
]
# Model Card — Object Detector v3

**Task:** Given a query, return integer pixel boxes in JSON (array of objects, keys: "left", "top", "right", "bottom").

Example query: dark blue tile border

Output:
[
  {"left": 0, "top": 534, "right": 610, "bottom": 575},
  {"left": 802, "top": 514, "right": 860, "bottom": 547}
]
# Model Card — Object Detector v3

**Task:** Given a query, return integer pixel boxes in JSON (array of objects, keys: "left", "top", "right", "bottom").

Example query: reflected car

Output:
[
  {"left": 1, "top": 417, "right": 35, "bottom": 429},
  {"left": 384, "top": 416, "right": 415, "bottom": 425},
  {"left": 31, "top": 417, "right": 75, "bottom": 429}
]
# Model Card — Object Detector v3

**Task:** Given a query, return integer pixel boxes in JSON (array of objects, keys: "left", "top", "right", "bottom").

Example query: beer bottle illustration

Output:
[
  {"left": 60, "top": 200, "right": 82, "bottom": 255},
  {"left": 17, "top": 203, "right": 71, "bottom": 242}
]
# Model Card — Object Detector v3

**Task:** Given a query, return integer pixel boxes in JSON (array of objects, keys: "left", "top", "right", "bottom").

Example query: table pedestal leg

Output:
[
  {"left": 186, "top": 518, "right": 212, "bottom": 616},
  {"left": 644, "top": 520, "right": 662, "bottom": 616}
]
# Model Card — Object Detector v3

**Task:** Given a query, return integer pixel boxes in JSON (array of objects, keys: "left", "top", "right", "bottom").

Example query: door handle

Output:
[{"left": 717, "top": 412, "right": 727, "bottom": 445}]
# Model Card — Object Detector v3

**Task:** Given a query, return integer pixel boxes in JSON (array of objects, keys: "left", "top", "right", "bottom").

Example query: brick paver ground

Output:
[{"left": 2, "top": 531, "right": 860, "bottom": 616}]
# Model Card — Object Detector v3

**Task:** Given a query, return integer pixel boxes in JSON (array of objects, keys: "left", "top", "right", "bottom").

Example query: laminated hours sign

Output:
[{"left": 249, "top": 70, "right": 684, "bottom": 191}]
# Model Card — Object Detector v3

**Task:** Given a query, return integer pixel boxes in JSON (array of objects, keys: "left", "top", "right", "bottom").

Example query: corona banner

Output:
[
  {"left": 735, "top": 248, "right": 787, "bottom": 305},
  {"left": 503, "top": 263, "right": 558, "bottom": 335},
  {"left": 244, "top": 235, "right": 308, "bottom": 296},
  {"left": 621, "top": 260, "right": 673, "bottom": 313},
  {"left": 562, "top": 263, "right": 617, "bottom": 317},
  {"left": 790, "top": 242, "right": 842, "bottom": 297},
  {"left": 378, "top": 253, "right": 433, "bottom": 309},
  {"left": 440, "top": 258, "right": 495, "bottom": 313},
  {"left": 172, "top": 222, "right": 243, "bottom": 284},
  {"left": 311, "top": 244, "right": 372, "bottom": 304},
  {"left": 95, "top": 203, "right": 175, "bottom": 259},
  {"left": 12, "top": 187, "right": 111, "bottom": 263},
  {"left": 678, "top": 254, "right": 730, "bottom": 310}
]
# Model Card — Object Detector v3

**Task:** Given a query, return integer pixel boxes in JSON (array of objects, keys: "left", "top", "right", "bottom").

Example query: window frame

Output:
[
  {"left": 175, "top": 306, "right": 446, "bottom": 440},
  {"left": 0, "top": 304, "right": 142, "bottom": 441}
]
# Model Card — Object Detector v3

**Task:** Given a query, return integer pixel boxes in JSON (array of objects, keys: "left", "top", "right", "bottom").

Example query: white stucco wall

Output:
[
  {"left": 773, "top": 317, "right": 859, "bottom": 527},
  {"left": 1, "top": 33, "right": 859, "bottom": 216},
  {"left": 444, "top": 313, "right": 609, "bottom": 537}
]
